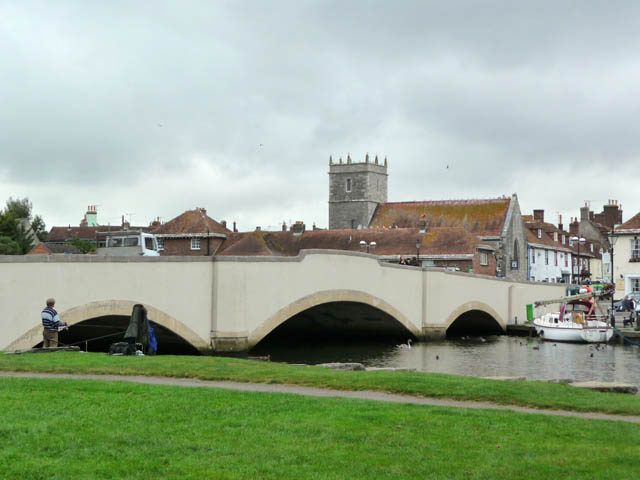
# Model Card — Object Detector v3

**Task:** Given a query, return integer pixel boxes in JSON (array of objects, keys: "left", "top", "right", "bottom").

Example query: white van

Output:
[{"left": 96, "top": 230, "right": 159, "bottom": 256}]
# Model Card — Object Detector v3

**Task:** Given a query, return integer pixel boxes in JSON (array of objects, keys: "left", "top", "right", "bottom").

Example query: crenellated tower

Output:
[{"left": 328, "top": 153, "right": 388, "bottom": 229}]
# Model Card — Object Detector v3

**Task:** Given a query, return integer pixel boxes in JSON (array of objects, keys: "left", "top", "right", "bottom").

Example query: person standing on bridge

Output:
[{"left": 41, "top": 298, "right": 67, "bottom": 348}]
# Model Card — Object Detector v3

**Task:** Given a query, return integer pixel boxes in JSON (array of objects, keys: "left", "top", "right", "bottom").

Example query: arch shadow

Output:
[
  {"left": 248, "top": 289, "right": 420, "bottom": 349},
  {"left": 6, "top": 299, "right": 209, "bottom": 352},
  {"left": 444, "top": 301, "right": 506, "bottom": 336}
]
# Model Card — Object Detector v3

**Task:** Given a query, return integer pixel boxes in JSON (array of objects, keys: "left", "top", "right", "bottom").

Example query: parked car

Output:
[{"left": 613, "top": 292, "right": 640, "bottom": 312}]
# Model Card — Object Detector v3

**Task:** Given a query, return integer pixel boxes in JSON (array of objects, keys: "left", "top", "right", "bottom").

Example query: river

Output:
[{"left": 254, "top": 335, "right": 640, "bottom": 388}]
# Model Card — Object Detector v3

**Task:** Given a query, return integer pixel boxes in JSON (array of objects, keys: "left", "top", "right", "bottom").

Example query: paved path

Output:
[{"left": 2, "top": 371, "right": 639, "bottom": 424}]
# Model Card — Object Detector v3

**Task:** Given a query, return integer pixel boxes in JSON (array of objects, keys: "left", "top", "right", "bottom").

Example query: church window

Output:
[{"left": 346, "top": 178, "right": 352, "bottom": 192}]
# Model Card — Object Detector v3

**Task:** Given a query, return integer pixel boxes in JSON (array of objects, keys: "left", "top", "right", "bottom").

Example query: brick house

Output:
[{"left": 151, "top": 208, "right": 232, "bottom": 256}]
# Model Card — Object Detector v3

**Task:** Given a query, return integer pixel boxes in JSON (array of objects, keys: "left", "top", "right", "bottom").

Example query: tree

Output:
[
  {"left": 5, "top": 197, "right": 32, "bottom": 219},
  {"left": 67, "top": 238, "right": 95, "bottom": 254},
  {"left": 0, "top": 236, "right": 20, "bottom": 255},
  {"left": 2, "top": 196, "right": 47, "bottom": 242}
]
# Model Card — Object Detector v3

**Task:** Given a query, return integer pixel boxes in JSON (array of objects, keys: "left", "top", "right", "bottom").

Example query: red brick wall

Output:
[
  {"left": 159, "top": 237, "right": 224, "bottom": 256},
  {"left": 472, "top": 251, "right": 497, "bottom": 276}
]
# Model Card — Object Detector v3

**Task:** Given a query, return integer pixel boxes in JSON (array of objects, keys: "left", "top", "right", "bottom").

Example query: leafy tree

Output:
[
  {"left": 67, "top": 238, "right": 95, "bottom": 254},
  {"left": 2, "top": 197, "right": 47, "bottom": 243},
  {"left": 5, "top": 197, "right": 32, "bottom": 219},
  {"left": 0, "top": 236, "right": 20, "bottom": 255}
]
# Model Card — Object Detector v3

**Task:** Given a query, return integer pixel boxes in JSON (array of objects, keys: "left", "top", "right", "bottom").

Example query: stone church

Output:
[{"left": 328, "top": 154, "right": 528, "bottom": 281}]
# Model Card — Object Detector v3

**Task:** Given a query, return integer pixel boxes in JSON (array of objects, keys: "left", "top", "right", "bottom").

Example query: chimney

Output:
[
  {"left": 221, "top": 220, "right": 227, "bottom": 229},
  {"left": 255, "top": 226, "right": 261, "bottom": 231},
  {"left": 291, "top": 221, "right": 305, "bottom": 236},
  {"left": 569, "top": 218, "right": 579, "bottom": 236},
  {"left": 602, "top": 201, "right": 620, "bottom": 229},
  {"left": 533, "top": 209, "right": 544, "bottom": 223},
  {"left": 580, "top": 205, "right": 590, "bottom": 222},
  {"left": 558, "top": 214, "right": 563, "bottom": 232},
  {"left": 282, "top": 221, "right": 287, "bottom": 231},
  {"left": 233, "top": 221, "right": 237, "bottom": 233}
]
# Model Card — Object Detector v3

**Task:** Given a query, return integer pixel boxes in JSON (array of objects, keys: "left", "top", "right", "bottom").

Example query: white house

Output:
[{"left": 612, "top": 212, "right": 640, "bottom": 297}]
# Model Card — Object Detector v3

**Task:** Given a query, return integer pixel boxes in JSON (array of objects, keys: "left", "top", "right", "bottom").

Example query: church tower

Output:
[{"left": 328, "top": 153, "right": 388, "bottom": 229}]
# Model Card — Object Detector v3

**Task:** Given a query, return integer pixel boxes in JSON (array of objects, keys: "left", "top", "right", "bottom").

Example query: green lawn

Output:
[
  {"left": 1, "top": 352, "right": 640, "bottom": 416},
  {"left": 0, "top": 377, "right": 638, "bottom": 479}
]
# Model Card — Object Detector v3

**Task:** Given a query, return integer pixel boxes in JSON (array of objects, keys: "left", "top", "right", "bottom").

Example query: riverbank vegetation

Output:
[
  {"left": 1, "top": 353, "right": 640, "bottom": 415},
  {"left": 1, "top": 376, "right": 639, "bottom": 479}
]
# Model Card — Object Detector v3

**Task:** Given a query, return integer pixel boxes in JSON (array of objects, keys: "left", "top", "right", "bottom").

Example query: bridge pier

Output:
[
  {"left": 211, "top": 333, "right": 249, "bottom": 353},
  {"left": 421, "top": 327, "right": 447, "bottom": 340}
]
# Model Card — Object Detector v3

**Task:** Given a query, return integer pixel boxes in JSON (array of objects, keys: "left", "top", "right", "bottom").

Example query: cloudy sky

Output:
[{"left": 2, "top": 1, "right": 639, "bottom": 231}]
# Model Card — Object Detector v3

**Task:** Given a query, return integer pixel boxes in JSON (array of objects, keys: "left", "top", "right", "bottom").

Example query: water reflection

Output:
[{"left": 257, "top": 336, "right": 640, "bottom": 387}]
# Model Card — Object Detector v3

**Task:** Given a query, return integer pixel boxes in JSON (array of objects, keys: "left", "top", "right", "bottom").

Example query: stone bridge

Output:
[{"left": 0, "top": 251, "right": 564, "bottom": 353}]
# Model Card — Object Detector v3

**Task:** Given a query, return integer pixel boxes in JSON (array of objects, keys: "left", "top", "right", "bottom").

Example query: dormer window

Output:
[
  {"left": 590, "top": 244, "right": 593, "bottom": 253},
  {"left": 345, "top": 178, "right": 352, "bottom": 192},
  {"left": 554, "top": 232, "right": 558, "bottom": 242},
  {"left": 562, "top": 235, "right": 565, "bottom": 245},
  {"left": 537, "top": 229, "right": 542, "bottom": 239}
]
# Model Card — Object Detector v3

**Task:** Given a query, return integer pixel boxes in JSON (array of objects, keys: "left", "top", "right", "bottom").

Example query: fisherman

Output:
[{"left": 41, "top": 298, "right": 67, "bottom": 348}]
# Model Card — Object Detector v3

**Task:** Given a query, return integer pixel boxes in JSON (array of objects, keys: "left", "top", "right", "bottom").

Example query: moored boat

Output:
[{"left": 533, "top": 284, "right": 614, "bottom": 343}]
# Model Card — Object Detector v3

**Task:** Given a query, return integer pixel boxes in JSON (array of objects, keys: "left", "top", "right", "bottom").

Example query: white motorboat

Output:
[{"left": 532, "top": 285, "right": 614, "bottom": 343}]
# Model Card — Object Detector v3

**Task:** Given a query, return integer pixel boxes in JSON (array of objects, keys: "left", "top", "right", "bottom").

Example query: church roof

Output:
[
  {"left": 216, "top": 227, "right": 489, "bottom": 257},
  {"left": 368, "top": 198, "right": 511, "bottom": 236}
]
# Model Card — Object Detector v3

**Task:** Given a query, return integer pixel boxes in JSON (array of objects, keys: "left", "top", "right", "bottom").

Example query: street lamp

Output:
[
  {"left": 571, "top": 236, "right": 586, "bottom": 283},
  {"left": 359, "top": 240, "right": 376, "bottom": 254},
  {"left": 416, "top": 237, "right": 422, "bottom": 264},
  {"left": 607, "top": 231, "right": 618, "bottom": 326}
]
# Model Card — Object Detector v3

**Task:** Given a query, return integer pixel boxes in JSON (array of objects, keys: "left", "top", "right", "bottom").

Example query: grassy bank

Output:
[
  {"left": 1, "top": 353, "right": 640, "bottom": 416},
  {"left": 1, "top": 377, "right": 639, "bottom": 479}
]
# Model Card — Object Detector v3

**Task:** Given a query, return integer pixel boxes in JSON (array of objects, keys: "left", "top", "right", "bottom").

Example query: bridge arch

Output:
[
  {"left": 248, "top": 289, "right": 420, "bottom": 348},
  {"left": 444, "top": 301, "right": 506, "bottom": 335},
  {"left": 6, "top": 299, "right": 209, "bottom": 352}
]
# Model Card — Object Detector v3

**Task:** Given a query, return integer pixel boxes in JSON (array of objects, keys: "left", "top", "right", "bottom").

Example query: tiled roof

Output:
[
  {"left": 368, "top": 198, "right": 511, "bottom": 236},
  {"left": 47, "top": 225, "right": 136, "bottom": 242},
  {"left": 152, "top": 208, "right": 231, "bottom": 236},
  {"left": 27, "top": 243, "right": 52, "bottom": 255},
  {"left": 524, "top": 217, "right": 598, "bottom": 258},
  {"left": 217, "top": 227, "right": 488, "bottom": 257},
  {"left": 616, "top": 211, "right": 640, "bottom": 231}
]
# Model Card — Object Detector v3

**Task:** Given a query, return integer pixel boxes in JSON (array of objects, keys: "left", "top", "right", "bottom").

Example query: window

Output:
[
  {"left": 564, "top": 254, "right": 568, "bottom": 267},
  {"left": 531, "top": 276, "right": 535, "bottom": 282},
  {"left": 554, "top": 251, "right": 558, "bottom": 266},
  {"left": 531, "top": 249, "right": 535, "bottom": 264},
  {"left": 109, "top": 237, "right": 123, "bottom": 247},
  {"left": 157, "top": 238, "right": 164, "bottom": 251},
  {"left": 480, "top": 252, "right": 488, "bottom": 265},
  {"left": 545, "top": 250, "right": 549, "bottom": 265},
  {"left": 345, "top": 178, "right": 352, "bottom": 192},
  {"left": 632, "top": 238, "right": 640, "bottom": 260},
  {"left": 554, "top": 232, "right": 558, "bottom": 242},
  {"left": 123, "top": 237, "right": 138, "bottom": 247},
  {"left": 191, "top": 238, "right": 201, "bottom": 250},
  {"left": 537, "top": 229, "right": 542, "bottom": 239},
  {"left": 632, "top": 278, "right": 640, "bottom": 293},
  {"left": 569, "top": 238, "right": 573, "bottom": 247},
  {"left": 562, "top": 235, "right": 566, "bottom": 245},
  {"left": 145, "top": 237, "right": 154, "bottom": 250}
]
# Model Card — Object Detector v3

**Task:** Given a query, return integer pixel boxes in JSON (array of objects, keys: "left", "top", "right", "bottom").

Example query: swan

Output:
[{"left": 397, "top": 339, "right": 413, "bottom": 350}]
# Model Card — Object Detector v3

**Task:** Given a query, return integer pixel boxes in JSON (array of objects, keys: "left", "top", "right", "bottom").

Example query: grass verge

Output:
[
  {"left": 1, "top": 377, "right": 639, "bottom": 479},
  {"left": 1, "top": 352, "right": 639, "bottom": 416}
]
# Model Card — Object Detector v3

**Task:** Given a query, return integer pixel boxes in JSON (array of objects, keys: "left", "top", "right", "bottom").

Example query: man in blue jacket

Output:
[{"left": 41, "top": 298, "right": 67, "bottom": 348}]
